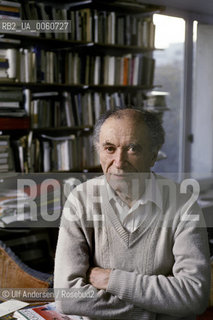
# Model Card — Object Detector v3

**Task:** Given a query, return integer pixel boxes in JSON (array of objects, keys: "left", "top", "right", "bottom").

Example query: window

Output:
[
  {"left": 152, "top": 14, "right": 185, "bottom": 175},
  {"left": 191, "top": 22, "right": 213, "bottom": 179}
]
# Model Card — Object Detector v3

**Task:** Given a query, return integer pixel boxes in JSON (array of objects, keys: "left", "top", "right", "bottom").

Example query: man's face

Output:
[{"left": 99, "top": 114, "right": 157, "bottom": 192}]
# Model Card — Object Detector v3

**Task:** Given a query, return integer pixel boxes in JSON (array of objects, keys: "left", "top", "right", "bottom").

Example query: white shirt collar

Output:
[{"left": 106, "top": 172, "right": 163, "bottom": 211}]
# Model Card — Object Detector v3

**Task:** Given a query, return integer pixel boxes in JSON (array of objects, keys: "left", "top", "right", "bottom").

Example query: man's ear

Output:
[{"left": 151, "top": 150, "right": 159, "bottom": 166}]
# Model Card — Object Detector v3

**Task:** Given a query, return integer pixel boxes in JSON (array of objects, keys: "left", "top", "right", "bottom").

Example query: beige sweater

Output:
[{"left": 54, "top": 174, "right": 210, "bottom": 320}]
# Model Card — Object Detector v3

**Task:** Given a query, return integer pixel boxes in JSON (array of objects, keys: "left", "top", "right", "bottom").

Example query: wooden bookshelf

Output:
[
  {"left": 0, "top": 34, "right": 161, "bottom": 52},
  {"left": 0, "top": 0, "right": 164, "bottom": 174},
  {"left": 0, "top": 0, "right": 167, "bottom": 274},
  {"left": 32, "top": 125, "right": 93, "bottom": 133},
  {"left": 0, "top": 82, "right": 158, "bottom": 91},
  {"left": 67, "top": 0, "right": 164, "bottom": 14}
]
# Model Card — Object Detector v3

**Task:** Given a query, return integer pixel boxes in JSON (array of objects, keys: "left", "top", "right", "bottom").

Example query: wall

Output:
[{"left": 191, "top": 24, "right": 213, "bottom": 176}]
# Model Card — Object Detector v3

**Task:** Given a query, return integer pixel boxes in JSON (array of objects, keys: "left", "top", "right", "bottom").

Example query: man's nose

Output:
[{"left": 113, "top": 149, "right": 126, "bottom": 168}]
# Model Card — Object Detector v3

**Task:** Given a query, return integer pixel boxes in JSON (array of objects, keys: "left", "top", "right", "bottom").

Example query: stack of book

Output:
[
  {"left": 92, "top": 10, "right": 155, "bottom": 47},
  {"left": 38, "top": 133, "right": 98, "bottom": 172},
  {"left": 31, "top": 91, "right": 93, "bottom": 128},
  {"left": 21, "top": 2, "right": 67, "bottom": 39},
  {"left": 30, "top": 90, "right": 145, "bottom": 131},
  {"left": 0, "top": 177, "right": 62, "bottom": 228},
  {"left": 20, "top": 1, "right": 155, "bottom": 46},
  {"left": 0, "top": 87, "right": 26, "bottom": 117},
  {"left": 64, "top": 52, "right": 155, "bottom": 86},
  {"left": 0, "top": 48, "right": 20, "bottom": 82},
  {"left": 144, "top": 91, "right": 169, "bottom": 112},
  {"left": 11, "top": 133, "right": 32, "bottom": 173},
  {"left": 0, "top": 1, "right": 21, "bottom": 20},
  {"left": 31, "top": 92, "right": 67, "bottom": 129},
  {"left": 0, "top": 50, "right": 9, "bottom": 81},
  {"left": 0, "top": 188, "right": 30, "bottom": 227},
  {"left": 0, "top": 135, "right": 10, "bottom": 172},
  {"left": 5, "top": 48, "right": 155, "bottom": 87}
]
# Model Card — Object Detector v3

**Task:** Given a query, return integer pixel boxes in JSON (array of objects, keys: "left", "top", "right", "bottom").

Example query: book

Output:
[
  {"left": 144, "top": 91, "right": 169, "bottom": 111},
  {"left": 123, "top": 56, "right": 129, "bottom": 85},
  {"left": 42, "top": 141, "right": 51, "bottom": 172},
  {"left": 32, "top": 92, "right": 59, "bottom": 98},
  {"left": 0, "top": 70, "right": 8, "bottom": 77},
  {"left": 94, "top": 56, "right": 100, "bottom": 85},
  {"left": 0, "top": 151, "right": 8, "bottom": 157},
  {"left": 0, "top": 87, "right": 23, "bottom": 101},
  {"left": 116, "top": 15, "right": 125, "bottom": 45},
  {"left": 13, "top": 302, "right": 82, "bottom": 320},
  {"left": 107, "top": 11, "right": 115, "bottom": 44},
  {"left": 0, "top": 101, "right": 20, "bottom": 108},
  {"left": 0, "top": 10, "right": 20, "bottom": 18},
  {"left": 0, "top": 158, "right": 8, "bottom": 164},
  {"left": 0, "top": 163, "right": 9, "bottom": 171},
  {"left": 0, "top": 135, "right": 9, "bottom": 146},
  {"left": 0, "top": 37, "right": 20, "bottom": 44},
  {"left": 0, "top": 117, "right": 30, "bottom": 130},
  {"left": 0, "top": 109, "right": 26, "bottom": 117},
  {"left": 141, "top": 56, "right": 155, "bottom": 86},
  {"left": 0, "top": 13, "right": 20, "bottom": 19},
  {"left": 63, "top": 91, "right": 75, "bottom": 127},
  {"left": 36, "top": 2, "right": 51, "bottom": 39},
  {"left": 0, "top": 1, "right": 21, "bottom": 8},
  {"left": 0, "top": 58, "right": 9, "bottom": 68},
  {"left": 108, "top": 56, "right": 115, "bottom": 85}
]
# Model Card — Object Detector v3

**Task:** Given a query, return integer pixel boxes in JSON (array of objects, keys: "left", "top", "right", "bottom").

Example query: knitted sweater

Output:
[{"left": 54, "top": 174, "right": 210, "bottom": 320}]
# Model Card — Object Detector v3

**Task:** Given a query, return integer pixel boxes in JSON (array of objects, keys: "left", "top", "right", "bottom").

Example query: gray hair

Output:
[{"left": 93, "top": 107, "right": 165, "bottom": 152}]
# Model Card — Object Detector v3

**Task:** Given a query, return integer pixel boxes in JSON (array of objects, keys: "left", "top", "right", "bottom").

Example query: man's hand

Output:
[{"left": 88, "top": 267, "right": 111, "bottom": 290}]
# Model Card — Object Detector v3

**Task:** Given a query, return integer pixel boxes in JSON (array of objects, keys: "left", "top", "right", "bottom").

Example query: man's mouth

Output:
[{"left": 109, "top": 173, "right": 130, "bottom": 178}]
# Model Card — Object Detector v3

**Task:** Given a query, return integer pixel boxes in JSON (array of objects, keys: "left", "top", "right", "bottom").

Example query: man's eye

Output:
[
  {"left": 128, "top": 145, "right": 140, "bottom": 153},
  {"left": 106, "top": 147, "right": 115, "bottom": 153}
]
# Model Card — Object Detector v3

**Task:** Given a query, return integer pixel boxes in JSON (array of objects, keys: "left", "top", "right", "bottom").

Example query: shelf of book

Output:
[
  {"left": 0, "top": 34, "right": 160, "bottom": 52},
  {"left": 50, "top": 165, "right": 102, "bottom": 173},
  {"left": 32, "top": 126, "right": 93, "bottom": 134},
  {"left": 0, "top": 1, "right": 169, "bottom": 281},
  {"left": 67, "top": 0, "right": 164, "bottom": 14},
  {"left": 0, "top": 82, "right": 158, "bottom": 92},
  {"left": 0, "top": 0, "right": 164, "bottom": 174}
]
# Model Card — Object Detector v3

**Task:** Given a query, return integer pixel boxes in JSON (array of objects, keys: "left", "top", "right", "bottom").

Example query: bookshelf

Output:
[
  {"left": 0, "top": 0, "right": 164, "bottom": 174},
  {"left": 0, "top": 0, "right": 166, "bottom": 273}
]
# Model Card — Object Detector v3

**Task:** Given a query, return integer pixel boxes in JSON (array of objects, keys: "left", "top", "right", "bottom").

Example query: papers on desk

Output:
[
  {"left": 0, "top": 189, "right": 30, "bottom": 226},
  {"left": 0, "top": 183, "right": 62, "bottom": 227},
  {"left": 0, "top": 299, "right": 29, "bottom": 318},
  {"left": 13, "top": 302, "right": 84, "bottom": 320}
]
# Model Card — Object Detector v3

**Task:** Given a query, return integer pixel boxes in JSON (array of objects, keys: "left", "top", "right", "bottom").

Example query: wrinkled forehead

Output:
[
  {"left": 107, "top": 108, "right": 145, "bottom": 122},
  {"left": 99, "top": 114, "right": 151, "bottom": 142}
]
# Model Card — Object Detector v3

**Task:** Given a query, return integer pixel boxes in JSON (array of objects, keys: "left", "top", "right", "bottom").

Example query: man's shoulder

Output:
[
  {"left": 153, "top": 172, "right": 202, "bottom": 213},
  {"left": 153, "top": 172, "right": 181, "bottom": 193},
  {"left": 68, "top": 175, "right": 106, "bottom": 199},
  {"left": 62, "top": 175, "right": 107, "bottom": 225},
  {"left": 76, "top": 175, "right": 105, "bottom": 190},
  {"left": 154, "top": 172, "right": 189, "bottom": 195}
]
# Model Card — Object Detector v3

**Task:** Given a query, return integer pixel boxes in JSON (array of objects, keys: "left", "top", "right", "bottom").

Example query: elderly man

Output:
[{"left": 54, "top": 108, "right": 210, "bottom": 320}]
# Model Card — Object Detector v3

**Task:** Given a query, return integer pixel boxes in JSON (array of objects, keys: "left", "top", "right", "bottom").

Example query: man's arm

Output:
[
  {"left": 54, "top": 211, "right": 144, "bottom": 319},
  {"left": 90, "top": 206, "right": 210, "bottom": 317}
]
